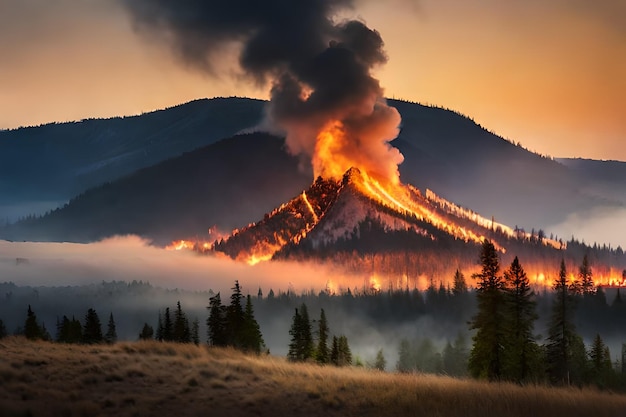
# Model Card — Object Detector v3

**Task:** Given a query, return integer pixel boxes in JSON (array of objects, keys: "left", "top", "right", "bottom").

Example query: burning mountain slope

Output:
[
  {"left": 212, "top": 177, "right": 339, "bottom": 264},
  {"left": 211, "top": 167, "right": 563, "bottom": 265}
]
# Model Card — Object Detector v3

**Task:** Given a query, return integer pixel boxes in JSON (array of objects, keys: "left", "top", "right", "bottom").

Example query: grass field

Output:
[{"left": 1, "top": 337, "right": 626, "bottom": 417}]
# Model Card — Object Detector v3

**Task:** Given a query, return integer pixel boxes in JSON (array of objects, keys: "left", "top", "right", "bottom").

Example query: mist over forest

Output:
[{"left": 2, "top": 236, "right": 626, "bottom": 372}]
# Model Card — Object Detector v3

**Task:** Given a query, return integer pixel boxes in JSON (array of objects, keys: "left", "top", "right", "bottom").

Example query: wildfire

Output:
[
  {"left": 301, "top": 191, "right": 318, "bottom": 223},
  {"left": 425, "top": 190, "right": 564, "bottom": 250},
  {"left": 369, "top": 275, "right": 382, "bottom": 292},
  {"left": 166, "top": 240, "right": 196, "bottom": 251}
]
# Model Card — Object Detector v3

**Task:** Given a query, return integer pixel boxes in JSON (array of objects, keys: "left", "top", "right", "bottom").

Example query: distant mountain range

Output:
[
  {"left": 1, "top": 97, "right": 624, "bottom": 250},
  {"left": 0, "top": 98, "right": 264, "bottom": 221}
]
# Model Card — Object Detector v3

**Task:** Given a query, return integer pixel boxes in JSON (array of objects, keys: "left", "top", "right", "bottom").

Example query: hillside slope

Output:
[
  {"left": 2, "top": 98, "right": 624, "bottom": 246},
  {"left": 0, "top": 97, "right": 264, "bottom": 220},
  {"left": 2, "top": 338, "right": 626, "bottom": 417},
  {"left": 0, "top": 133, "right": 310, "bottom": 244}
]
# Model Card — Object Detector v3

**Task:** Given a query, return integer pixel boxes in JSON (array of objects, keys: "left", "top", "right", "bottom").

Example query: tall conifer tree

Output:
[
  {"left": 546, "top": 259, "right": 578, "bottom": 384},
  {"left": 468, "top": 240, "right": 506, "bottom": 380},
  {"left": 502, "top": 256, "right": 539, "bottom": 382}
]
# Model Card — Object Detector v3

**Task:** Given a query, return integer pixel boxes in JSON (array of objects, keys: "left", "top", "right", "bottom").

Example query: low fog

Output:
[
  {"left": 0, "top": 235, "right": 473, "bottom": 368},
  {"left": 549, "top": 206, "right": 626, "bottom": 249},
  {"left": 0, "top": 235, "right": 362, "bottom": 293},
  {"left": 2, "top": 235, "right": 625, "bottom": 370}
]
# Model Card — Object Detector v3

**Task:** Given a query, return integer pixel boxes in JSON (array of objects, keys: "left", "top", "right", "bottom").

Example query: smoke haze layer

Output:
[
  {"left": 0, "top": 236, "right": 360, "bottom": 293},
  {"left": 120, "top": 0, "right": 403, "bottom": 183}
]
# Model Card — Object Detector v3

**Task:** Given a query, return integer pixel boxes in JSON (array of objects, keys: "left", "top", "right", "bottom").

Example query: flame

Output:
[
  {"left": 301, "top": 191, "right": 318, "bottom": 223},
  {"left": 166, "top": 240, "right": 195, "bottom": 251},
  {"left": 369, "top": 275, "right": 382, "bottom": 292},
  {"left": 312, "top": 118, "right": 402, "bottom": 186},
  {"left": 425, "top": 190, "right": 564, "bottom": 250}
]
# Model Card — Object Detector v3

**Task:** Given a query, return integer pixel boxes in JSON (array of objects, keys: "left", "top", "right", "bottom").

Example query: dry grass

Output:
[{"left": 1, "top": 337, "right": 626, "bottom": 417}]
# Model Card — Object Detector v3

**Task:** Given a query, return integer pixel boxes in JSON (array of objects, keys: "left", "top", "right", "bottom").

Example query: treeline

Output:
[
  {"left": 286, "top": 304, "right": 354, "bottom": 367},
  {"left": 7, "top": 305, "right": 118, "bottom": 345},
  {"left": 466, "top": 240, "right": 626, "bottom": 389}
]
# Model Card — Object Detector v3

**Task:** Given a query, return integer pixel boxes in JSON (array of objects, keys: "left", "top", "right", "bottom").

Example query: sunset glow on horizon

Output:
[{"left": 0, "top": 0, "right": 624, "bottom": 161}]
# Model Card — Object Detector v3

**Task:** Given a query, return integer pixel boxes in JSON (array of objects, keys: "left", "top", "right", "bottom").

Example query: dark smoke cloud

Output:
[
  {"left": 120, "top": 0, "right": 403, "bottom": 182},
  {"left": 120, "top": 0, "right": 353, "bottom": 80}
]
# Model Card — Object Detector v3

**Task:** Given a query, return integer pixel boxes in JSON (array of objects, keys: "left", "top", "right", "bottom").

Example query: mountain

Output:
[
  {"left": 209, "top": 167, "right": 625, "bottom": 282},
  {"left": 0, "top": 133, "right": 311, "bottom": 245},
  {"left": 0, "top": 97, "right": 265, "bottom": 221},
  {"left": 2, "top": 97, "right": 625, "bottom": 248}
]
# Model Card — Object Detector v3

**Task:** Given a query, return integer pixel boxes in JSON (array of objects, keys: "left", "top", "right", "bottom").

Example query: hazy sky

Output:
[{"left": 1, "top": 0, "right": 624, "bottom": 161}]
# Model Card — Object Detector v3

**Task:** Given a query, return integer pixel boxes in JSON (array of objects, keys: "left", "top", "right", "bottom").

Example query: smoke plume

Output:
[{"left": 120, "top": 0, "right": 403, "bottom": 183}]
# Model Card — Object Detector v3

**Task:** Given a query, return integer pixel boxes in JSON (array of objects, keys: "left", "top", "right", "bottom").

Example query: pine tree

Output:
[
  {"left": 333, "top": 335, "right": 352, "bottom": 366},
  {"left": 162, "top": 307, "right": 173, "bottom": 342},
  {"left": 173, "top": 301, "right": 191, "bottom": 343},
  {"left": 82, "top": 308, "right": 103, "bottom": 344},
  {"left": 139, "top": 323, "right": 154, "bottom": 340},
  {"left": 207, "top": 292, "right": 227, "bottom": 346},
  {"left": 226, "top": 281, "right": 245, "bottom": 348},
  {"left": 442, "top": 334, "right": 469, "bottom": 377},
  {"left": 502, "top": 256, "right": 539, "bottom": 382},
  {"left": 287, "top": 304, "right": 313, "bottom": 362},
  {"left": 373, "top": 349, "right": 386, "bottom": 371},
  {"left": 315, "top": 309, "right": 330, "bottom": 364},
  {"left": 191, "top": 318, "right": 200, "bottom": 345},
  {"left": 396, "top": 339, "right": 414, "bottom": 372},
  {"left": 589, "top": 334, "right": 613, "bottom": 388},
  {"left": 579, "top": 254, "right": 594, "bottom": 295},
  {"left": 156, "top": 311, "right": 164, "bottom": 341},
  {"left": 298, "top": 303, "right": 314, "bottom": 360},
  {"left": 24, "top": 305, "right": 42, "bottom": 340},
  {"left": 288, "top": 308, "right": 302, "bottom": 362},
  {"left": 57, "top": 315, "right": 70, "bottom": 343},
  {"left": 68, "top": 316, "right": 82, "bottom": 343},
  {"left": 104, "top": 312, "right": 117, "bottom": 344},
  {"left": 546, "top": 259, "right": 578, "bottom": 385},
  {"left": 452, "top": 269, "right": 467, "bottom": 295},
  {"left": 241, "top": 295, "right": 264, "bottom": 353},
  {"left": 330, "top": 336, "right": 339, "bottom": 366},
  {"left": 468, "top": 240, "right": 506, "bottom": 380}
]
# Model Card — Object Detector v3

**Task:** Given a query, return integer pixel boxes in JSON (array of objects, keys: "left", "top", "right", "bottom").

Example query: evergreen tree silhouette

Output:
[
  {"left": 452, "top": 269, "right": 467, "bottom": 295},
  {"left": 82, "top": 308, "right": 103, "bottom": 344},
  {"left": 227, "top": 281, "right": 245, "bottom": 348},
  {"left": 24, "top": 305, "right": 42, "bottom": 340},
  {"left": 104, "top": 312, "right": 117, "bottom": 344},
  {"left": 191, "top": 318, "right": 200, "bottom": 345},
  {"left": 502, "top": 256, "right": 539, "bottom": 383},
  {"left": 579, "top": 254, "right": 594, "bottom": 295},
  {"left": 156, "top": 311, "right": 164, "bottom": 341},
  {"left": 589, "top": 334, "right": 613, "bottom": 388},
  {"left": 468, "top": 240, "right": 506, "bottom": 380},
  {"left": 287, "top": 304, "right": 313, "bottom": 361},
  {"left": 330, "top": 335, "right": 339, "bottom": 366},
  {"left": 139, "top": 323, "right": 154, "bottom": 340},
  {"left": 373, "top": 349, "right": 386, "bottom": 371},
  {"left": 315, "top": 309, "right": 330, "bottom": 364},
  {"left": 207, "top": 292, "right": 228, "bottom": 346},
  {"left": 546, "top": 259, "right": 579, "bottom": 385},
  {"left": 173, "top": 301, "right": 191, "bottom": 343},
  {"left": 337, "top": 335, "right": 352, "bottom": 366},
  {"left": 162, "top": 307, "right": 173, "bottom": 342},
  {"left": 0, "top": 318, "right": 6, "bottom": 339},
  {"left": 242, "top": 295, "right": 264, "bottom": 353}
]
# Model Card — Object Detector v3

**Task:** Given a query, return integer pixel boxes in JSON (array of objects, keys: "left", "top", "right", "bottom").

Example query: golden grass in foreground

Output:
[{"left": 1, "top": 337, "right": 626, "bottom": 417}]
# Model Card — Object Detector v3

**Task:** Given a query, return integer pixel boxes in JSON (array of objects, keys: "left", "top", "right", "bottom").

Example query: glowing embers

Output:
[
  {"left": 344, "top": 168, "right": 494, "bottom": 249},
  {"left": 301, "top": 191, "right": 318, "bottom": 223},
  {"left": 166, "top": 239, "right": 212, "bottom": 252}
]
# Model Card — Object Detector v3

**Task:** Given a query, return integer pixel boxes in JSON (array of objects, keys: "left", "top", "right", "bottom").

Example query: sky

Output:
[{"left": 0, "top": 0, "right": 624, "bottom": 161}]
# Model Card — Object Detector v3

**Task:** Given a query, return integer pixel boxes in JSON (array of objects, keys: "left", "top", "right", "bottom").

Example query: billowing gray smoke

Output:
[{"left": 120, "top": 0, "right": 403, "bottom": 183}]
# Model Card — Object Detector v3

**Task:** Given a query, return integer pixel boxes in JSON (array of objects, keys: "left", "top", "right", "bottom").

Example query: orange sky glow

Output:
[{"left": 0, "top": 0, "right": 624, "bottom": 161}]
